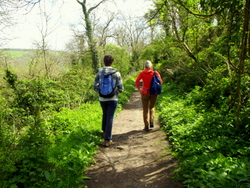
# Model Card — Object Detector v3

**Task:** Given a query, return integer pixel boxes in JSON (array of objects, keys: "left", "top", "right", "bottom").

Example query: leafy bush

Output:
[
  {"left": 58, "top": 67, "right": 98, "bottom": 107},
  {"left": 118, "top": 75, "right": 137, "bottom": 107},
  {"left": 188, "top": 65, "right": 232, "bottom": 111},
  {"left": 103, "top": 44, "right": 131, "bottom": 76}
]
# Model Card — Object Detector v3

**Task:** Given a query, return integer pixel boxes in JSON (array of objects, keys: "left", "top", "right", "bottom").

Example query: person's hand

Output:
[{"left": 138, "top": 88, "right": 142, "bottom": 94}]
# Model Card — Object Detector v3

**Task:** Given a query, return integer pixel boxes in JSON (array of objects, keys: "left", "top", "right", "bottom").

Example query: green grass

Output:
[{"left": 2, "top": 50, "right": 31, "bottom": 57}]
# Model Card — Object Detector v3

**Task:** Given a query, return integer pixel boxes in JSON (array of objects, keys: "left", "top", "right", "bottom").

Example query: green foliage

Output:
[
  {"left": 0, "top": 103, "right": 102, "bottom": 188},
  {"left": 146, "top": 0, "right": 248, "bottom": 92},
  {"left": 0, "top": 70, "right": 135, "bottom": 187},
  {"left": 4, "top": 69, "right": 17, "bottom": 89},
  {"left": 188, "top": 65, "right": 232, "bottom": 110},
  {"left": 58, "top": 67, "right": 97, "bottom": 107},
  {"left": 141, "top": 38, "right": 202, "bottom": 90},
  {"left": 103, "top": 44, "right": 131, "bottom": 76},
  {"left": 157, "top": 84, "right": 250, "bottom": 188},
  {"left": 44, "top": 104, "right": 102, "bottom": 187},
  {"left": 141, "top": 38, "right": 178, "bottom": 67},
  {"left": 117, "top": 75, "right": 137, "bottom": 107}
]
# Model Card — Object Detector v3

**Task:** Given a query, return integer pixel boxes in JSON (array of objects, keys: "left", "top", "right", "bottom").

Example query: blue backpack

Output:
[
  {"left": 99, "top": 73, "right": 117, "bottom": 98},
  {"left": 148, "top": 71, "right": 162, "bottom": 95}
]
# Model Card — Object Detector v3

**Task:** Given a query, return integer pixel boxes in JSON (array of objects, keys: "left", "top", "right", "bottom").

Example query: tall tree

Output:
[
  {"left": 147, "top": 0, "right": 249, "bottom": 129},
  {"left": 76, "top": 0, "right": 108, "bottom": 72},
  {"left": 235, "top": 0, "right": 250, "bottom": 129}
]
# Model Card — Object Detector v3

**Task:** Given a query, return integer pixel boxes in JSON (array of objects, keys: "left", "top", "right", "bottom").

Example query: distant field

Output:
[
  {"left": 1, "top": 49, "right": 32, "bottom": 58},
  {"left": 1, "top": 49, "right": 65, "bottom": 58}
]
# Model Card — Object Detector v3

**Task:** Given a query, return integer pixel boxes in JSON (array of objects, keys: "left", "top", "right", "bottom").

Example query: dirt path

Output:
[{"left": 84, "top": 90, "right": 182, "bottom": 188}]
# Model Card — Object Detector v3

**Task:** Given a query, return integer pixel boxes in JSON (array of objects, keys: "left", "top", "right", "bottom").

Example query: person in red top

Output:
[{"left": 135, "top": 60, "right": 163, "bottom": 131}]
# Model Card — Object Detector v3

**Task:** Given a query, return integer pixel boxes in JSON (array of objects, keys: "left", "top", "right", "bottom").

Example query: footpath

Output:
[{"left": 85, "top": 90, "right": 182, "bottom": 188}]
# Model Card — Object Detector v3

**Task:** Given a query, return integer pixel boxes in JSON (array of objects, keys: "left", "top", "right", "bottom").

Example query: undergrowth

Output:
[
  {"left": 157, "top": 84, "right": 250, "bottom": 188},
  {"left": 0, "top": 74, "right": 136, "bottom": 188}
]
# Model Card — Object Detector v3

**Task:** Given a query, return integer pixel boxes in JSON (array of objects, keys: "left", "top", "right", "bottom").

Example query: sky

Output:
[{"left": 4, "top": 0, "right": 153, "bottom": 51}]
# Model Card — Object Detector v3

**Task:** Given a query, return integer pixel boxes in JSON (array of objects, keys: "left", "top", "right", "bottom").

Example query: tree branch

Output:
[
  {"left": 170, "top": 8, "right": 197, "bottom": 63},
  {"left": 173, "top": 0, "right": 224, "bottom": 18},
  {"left": 88, "top": 0, "right": 107, "bottom": 14},
  {"left": 146, "top": 2, "right": 165, "bottom": 23}
]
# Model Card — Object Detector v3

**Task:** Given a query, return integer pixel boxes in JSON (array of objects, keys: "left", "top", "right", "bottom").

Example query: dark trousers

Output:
[{"left": 100, "top": 101, "right": 118, "bottom": 140}]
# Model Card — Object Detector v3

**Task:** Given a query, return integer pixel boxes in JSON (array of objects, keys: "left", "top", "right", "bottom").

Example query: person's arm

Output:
[
  {"left": 156, "top": 71, "right": 163, "bottom": 84},
  {"left": 116, "top": 72, "right": 124, "bottom": 93},
  {"left": 135, "top": 72, "right": 142, "bottom": 90},
  {"left": 93, "top": 72, "right": 100, "bottom": 92}
]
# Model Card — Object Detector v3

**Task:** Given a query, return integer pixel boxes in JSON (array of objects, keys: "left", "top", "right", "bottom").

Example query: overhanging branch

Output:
[{"left": 173, "top": 0, "right": 224, "bottom": 18}]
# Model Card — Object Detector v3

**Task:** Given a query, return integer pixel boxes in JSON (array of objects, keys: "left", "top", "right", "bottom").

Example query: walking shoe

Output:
[
  {"left": 150, "top": 120, "right": 154, "bottom": 128},
  {"left": 143, "top": 126, "right": 149, "bottom": 131},
  {"left": 103, "top": 140, "right": 113, "bottom": 147}
]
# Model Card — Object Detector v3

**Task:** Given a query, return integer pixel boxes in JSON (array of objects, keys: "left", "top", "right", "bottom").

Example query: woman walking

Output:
[{"left": 135, "top": 60, "right": 163, "bottom": 131}]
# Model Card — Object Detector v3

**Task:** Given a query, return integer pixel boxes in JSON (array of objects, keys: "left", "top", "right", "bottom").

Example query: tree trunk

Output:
[
  {"left": 77, "top": 0, "right": 104, "bottom": 72},
  {"left": 235, "top": 0, "right": 250, "bottom": 130}
]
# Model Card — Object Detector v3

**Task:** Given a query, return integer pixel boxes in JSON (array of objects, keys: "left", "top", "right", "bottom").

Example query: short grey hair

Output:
[{"left": 144, "top": 60, "right": 153, "bottom": 69}]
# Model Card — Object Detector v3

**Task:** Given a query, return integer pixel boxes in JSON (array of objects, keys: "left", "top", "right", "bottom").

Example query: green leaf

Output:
[
  {"left": 44, "top": 171, "right": 51, "bottom": 181},
  {"left": 10, "top": 185, "right": 18, "bottom": 188},
  {"left": 83, "top": 176, "right": 92, "bottom": 180},
  {"left": 45, "top": 169, "right": 57, "bottom": 182}
]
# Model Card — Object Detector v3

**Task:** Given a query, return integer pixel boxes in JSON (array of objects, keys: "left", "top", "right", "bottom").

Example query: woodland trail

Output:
[{"left": 84, "top": 90, "right": 182, "bottom": 188}]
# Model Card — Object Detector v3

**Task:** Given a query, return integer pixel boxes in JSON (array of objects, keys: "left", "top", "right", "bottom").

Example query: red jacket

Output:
[{"left": 135, "top": 68, "right": 163, "bottom": 95}]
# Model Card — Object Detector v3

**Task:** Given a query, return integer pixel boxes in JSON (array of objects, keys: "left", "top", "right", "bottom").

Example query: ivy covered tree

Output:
[{"left": 76, "top": 0, "right": 108, "bottom": 73}]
